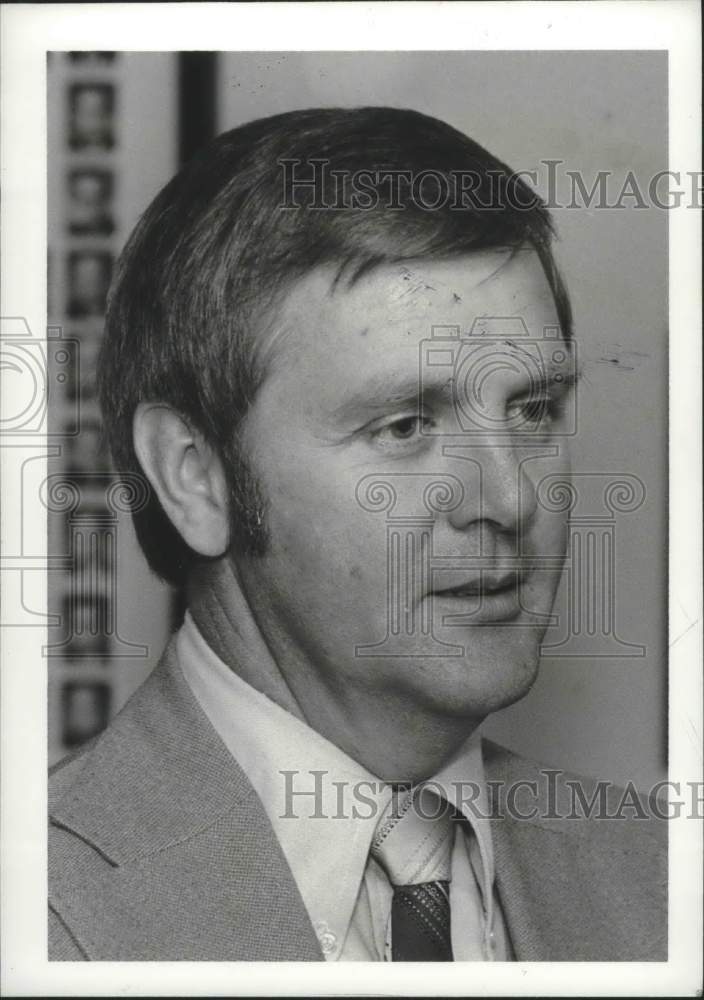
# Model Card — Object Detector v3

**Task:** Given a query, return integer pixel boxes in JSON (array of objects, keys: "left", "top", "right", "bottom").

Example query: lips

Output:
[
  {"left": 431, "top": 568, "right": 527, "bottom": 623},
  {"left": 433, "top": 569, "right": 522, "bottom": 598}
]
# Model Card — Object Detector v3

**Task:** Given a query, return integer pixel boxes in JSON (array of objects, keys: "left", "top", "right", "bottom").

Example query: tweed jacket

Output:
[{"left": 48, "top": 641, "right": 667, "bottom": 961}]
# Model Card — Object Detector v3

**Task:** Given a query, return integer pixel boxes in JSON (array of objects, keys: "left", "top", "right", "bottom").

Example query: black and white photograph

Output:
[
  {"left": 61, "top": 681, "right": 111, "bottom": 747},
  {"left": 66, "top": 250, "right": 113, "bottom": 318},
  {"left": 1, "top": 3, "right": 701, "bottom": 997},
  {"left": 67, "top": 51, "right": 117, "bottom": 66},
  {"left": 67, "top": 82, "right": 116, "bottom": 151},
  {"left": 67, "top": 169, "right": 115, "bottom": 237},
  {"left": 64, "top": 416, "right": 111, "bottom": 475},
  {"left": 63, "top": 330, "right": 101, "bottom": 403},
  {"left": 57, "top": 594, "right": 110, "bottom": 659}
]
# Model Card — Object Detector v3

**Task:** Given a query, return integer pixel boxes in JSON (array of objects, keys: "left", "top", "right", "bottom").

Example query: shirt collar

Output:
[
  {"left": 176, "top": 612, "right": 493, "bottom": 956},
  {"left": 432, "top": 732, "right": 496, "bottom": 914}
]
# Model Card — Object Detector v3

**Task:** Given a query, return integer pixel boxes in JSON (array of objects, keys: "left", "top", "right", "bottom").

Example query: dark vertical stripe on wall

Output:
[
  {"left": 170, "top": 52, "right": 218, "bottom": 629},
  {"left": 178, "top": 52, "right": 217, "bottom": 165}
]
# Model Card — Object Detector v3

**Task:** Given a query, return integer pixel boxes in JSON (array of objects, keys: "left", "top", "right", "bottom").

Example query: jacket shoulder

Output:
[
  {"left": 482, "top": 736, "right": 667, "bottom": 850},
  {"left": 481, "top": 738, "right": 667, "bottom": 961}
]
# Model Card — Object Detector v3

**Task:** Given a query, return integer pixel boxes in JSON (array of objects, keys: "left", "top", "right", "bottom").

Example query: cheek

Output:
[
  {"left": 283, "top": 531, "right": 389, "bottom": 624},
  {"left": 265, "top": 480, "right": 384, "bottom": 580},
  {"left": 262, "top": 452, "right": 379, "bottom": 550},
  {"left": 530, "top": 475, "right": 570, "bottom": 553}
]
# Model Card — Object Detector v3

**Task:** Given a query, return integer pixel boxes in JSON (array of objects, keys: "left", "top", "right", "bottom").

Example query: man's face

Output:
[{"left": 235, "top": 249, "right": 573, "bottom": 762}]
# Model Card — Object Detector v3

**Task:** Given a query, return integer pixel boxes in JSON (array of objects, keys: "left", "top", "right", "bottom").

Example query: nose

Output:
[{"left": 446, "top": 439, "right": 538, "bottom": 540}]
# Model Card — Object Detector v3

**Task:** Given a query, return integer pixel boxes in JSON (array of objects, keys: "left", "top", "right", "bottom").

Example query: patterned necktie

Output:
[{"left": 371, "top": 786, "right": 454, "bottom": 961}]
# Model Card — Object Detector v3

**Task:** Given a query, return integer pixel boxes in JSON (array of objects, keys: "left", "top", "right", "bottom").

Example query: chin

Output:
[{"left": 414, "top": 647, "right": 542, "bottom": 720}]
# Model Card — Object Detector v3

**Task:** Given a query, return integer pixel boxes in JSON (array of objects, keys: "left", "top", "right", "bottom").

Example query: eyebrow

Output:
[
  {"left": 330, "top": 374, "right": 430, "bottom": 423},
  {"left": 331, "top": 363, "right": 581, "bottom": 426}
]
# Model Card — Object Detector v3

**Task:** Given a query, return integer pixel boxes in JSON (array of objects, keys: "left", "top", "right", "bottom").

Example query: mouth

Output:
[{"left": 431, "top": 569, "right": 527, "bottom": 623}]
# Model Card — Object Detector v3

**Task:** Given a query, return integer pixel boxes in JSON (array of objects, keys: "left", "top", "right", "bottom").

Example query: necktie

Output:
[{"left": 371, "top": 786, "right": 454, "bottom": 961}]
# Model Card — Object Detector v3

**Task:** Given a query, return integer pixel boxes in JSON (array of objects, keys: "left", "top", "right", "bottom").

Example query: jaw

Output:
[
  {"left": 281, "top": 644, "right": 541, "bottom": 782},
  {"left": 188, "top": 553, "right": 545, "bottom": 782}
]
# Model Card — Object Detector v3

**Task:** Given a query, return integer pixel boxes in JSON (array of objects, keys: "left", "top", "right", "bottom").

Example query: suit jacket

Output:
[{"left": 49, "top": 641, "right": 667, "bottom": 961}]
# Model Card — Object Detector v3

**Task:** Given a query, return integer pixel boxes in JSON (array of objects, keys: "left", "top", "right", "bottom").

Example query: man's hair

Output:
[{"left": 99, "top": 106, "right": 572, "bottom": 587}]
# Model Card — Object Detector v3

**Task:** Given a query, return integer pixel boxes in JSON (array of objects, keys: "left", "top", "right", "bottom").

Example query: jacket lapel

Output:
[
  {"left": 482, "top": 741, "right": 548, "bottom": 960},
  {"left": 483, "top": 740, "right": 667, "bottom": 962},
  {"left": 50, "top": 641, "right": 323, "bottom": 961}
]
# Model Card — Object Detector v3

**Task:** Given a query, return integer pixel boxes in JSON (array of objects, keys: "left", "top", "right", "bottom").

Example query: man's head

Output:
[
  {"left": 100, "top": 106, "right": 571, "bottom": 580},
  {"left": 99, "top": 107, "right": 575, "bottom": 771}
]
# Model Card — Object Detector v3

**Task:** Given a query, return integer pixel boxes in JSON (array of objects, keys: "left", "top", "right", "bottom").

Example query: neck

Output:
[
  {"left": 186, "top": 557, "right": 482, "bottom": 782},
  {"left": 187, "top": 558, "right": 307, "bottom": 723}
]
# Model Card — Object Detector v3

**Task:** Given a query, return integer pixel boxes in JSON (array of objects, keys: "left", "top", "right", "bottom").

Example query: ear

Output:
[{"left": 133, "top": 403, "right": 230, "bottom": 557}]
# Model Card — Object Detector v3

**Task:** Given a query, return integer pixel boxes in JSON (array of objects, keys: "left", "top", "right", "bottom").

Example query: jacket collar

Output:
[{"left": 50, "top": 639, "right": 324, "bottom": 961}]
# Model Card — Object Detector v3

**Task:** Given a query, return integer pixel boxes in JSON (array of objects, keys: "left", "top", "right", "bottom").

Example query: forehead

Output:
[{"left": 262, "top": 249, "right": 562, "bottom": 406}]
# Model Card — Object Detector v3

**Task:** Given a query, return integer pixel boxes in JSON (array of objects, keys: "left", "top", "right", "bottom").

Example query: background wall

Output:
[
  {"left": 47, "top": 52, "right": 179, "bottom": 764},
  {"left": 48, "top": 51, "right": 667, "bottom": 790}
]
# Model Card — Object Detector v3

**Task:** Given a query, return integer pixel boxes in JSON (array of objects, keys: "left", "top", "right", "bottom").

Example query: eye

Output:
[
  {"left": 507, "top": 394, "right": 567, "bottom": 431},
  {"left": 370, "top": 413, "right": 434, "bottom": 449},
  {"left": 387, "top": 416, "right": 425, "bottom": 439}
]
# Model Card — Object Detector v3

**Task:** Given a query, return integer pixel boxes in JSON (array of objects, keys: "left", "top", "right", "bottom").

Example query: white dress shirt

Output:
[{"left": 176, "top": 612, "right": 511, "bottom": 961}]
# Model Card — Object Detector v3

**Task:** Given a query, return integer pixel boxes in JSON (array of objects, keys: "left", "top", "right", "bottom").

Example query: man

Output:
[{"left": 49, "top": 107, "right": 666, "bottom": 962}]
